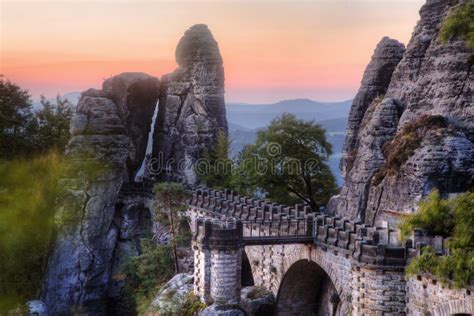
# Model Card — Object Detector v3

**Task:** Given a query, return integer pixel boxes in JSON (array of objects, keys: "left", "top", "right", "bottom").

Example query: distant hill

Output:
[{"left": 226, "top": 98, "right": 352, "bottom": 129}]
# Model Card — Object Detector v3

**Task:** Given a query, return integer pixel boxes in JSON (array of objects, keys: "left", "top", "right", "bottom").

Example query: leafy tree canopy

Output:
[
  {"left": 0, "top": 77, "right": 33, "bottom": 158},
  {"left": 233, "top": 113, "right": 338, "bottom": 211},
  {"left": 0, "top": 77, "right": 74, "bottom": 158}
]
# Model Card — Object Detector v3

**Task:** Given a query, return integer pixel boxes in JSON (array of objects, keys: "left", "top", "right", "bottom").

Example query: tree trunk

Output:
[{"left": 167, "top": 195, "right": 180, "bottom": 274}]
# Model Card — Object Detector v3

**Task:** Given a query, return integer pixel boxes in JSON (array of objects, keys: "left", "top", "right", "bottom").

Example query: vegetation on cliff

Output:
[
  {"left": 439, "top": 1, "right": 474, "bottom": 50},
  {"left": 373, "top": 115, "right": 450, "bottom": 186},
  {"left": 401, "top": 190, "right": 474, "bottom": 287},
  {"left": 122, "top": 182, "right": 191, "bottom": 314},
  {"left": 122, "top": 240, "right": 175, "bottom": 315}
]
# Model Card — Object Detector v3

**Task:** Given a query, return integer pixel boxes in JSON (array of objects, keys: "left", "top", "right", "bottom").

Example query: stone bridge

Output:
[{"left": 188, "top": 188, "right": 473, "bottom": 316}]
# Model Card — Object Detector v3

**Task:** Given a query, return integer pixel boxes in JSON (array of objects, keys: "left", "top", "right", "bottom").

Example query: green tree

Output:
[
  {"left": 122, "top": 239, "right": 175, "bottom": 315},
  {"left": 0, "top": 78, "right": 74, "bottom": 158},
  {"left": 0, "top": 76, "right": 33, "bottom": 158},
  {"left": 197, "top": 130, "right": 233, "bottom": 189},
  {"left": 154, "top": 182, "right": 190, "bottom": 274},
  {"left": 234, "top": 113, "right": 338, "bottom": 211},
  {"left": 31, "top": 95, "right": 74, "bottom": 153}
]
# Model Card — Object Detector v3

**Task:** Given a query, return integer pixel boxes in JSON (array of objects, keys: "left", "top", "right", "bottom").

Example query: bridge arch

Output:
[
  {"left": 276, "top": 259, "right": 343, "bottom": 315},
  {"left": 430, "top": 299, "right": 473, "bottom": 316}
]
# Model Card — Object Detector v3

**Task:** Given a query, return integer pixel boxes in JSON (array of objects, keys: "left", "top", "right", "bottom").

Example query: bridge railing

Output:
[
  {"left": 241, "top": 217, "right": 314, "bottom": 245},
  {"left": 189, "top": 188, "right": 450, "bottom": 266}
]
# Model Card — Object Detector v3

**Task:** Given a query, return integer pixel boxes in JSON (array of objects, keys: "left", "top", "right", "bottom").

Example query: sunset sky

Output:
[{"left": 1, "top": 0, "right": 424, "bottom": 103}]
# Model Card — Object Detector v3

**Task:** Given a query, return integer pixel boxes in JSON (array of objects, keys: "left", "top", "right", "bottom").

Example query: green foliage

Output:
[
  {"left": 122, "top": 239, "right": 175, "bottom": 315},
  {"left": 400, "top": 190, "right": 454, "bottom": 238},
  {"left": 197, "top": 130, "right": 234, "bottom": 190},
  {"left": 0, "top": 152, "right": 64, "bottom": 312},
  {"left": 0, "top": 77, "right": 74, "bottom": 158},
  {"left": 30, "top": 95, "right": 74, "bottom": 154},
  {"left": 439, "top": 1, "right": 474, "bottom": 50},
  {"left": 233, "top": 113, "right": 338, "bottom": 211},
  {"left": 373, "top": 115, "right": 449, "bottom": 186},
  {"left": 154, "top": 182, "right": 191, "bottom": 273},
  {"left": 158, "top": 292, "right": 206, "bottom": 316},
  {"left": 179, "top": 293, "right": 207, "bottom": 316},
  {"left": 402, "top": 191, "right": 474, "bottom": 287},
  {"left": 0, "top": 77, "right": 33, "bottom": 158}
]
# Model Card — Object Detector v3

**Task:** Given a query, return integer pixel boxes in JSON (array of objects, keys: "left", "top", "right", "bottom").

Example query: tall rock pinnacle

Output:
[
  {"left": 151, "top": 24, "right": 228, "bottom": 185},
  {"left": 329, "top": 0, "right": 473, "bottom": 227},
  {"left": 340, "top": 37, "right": 405, "bottom": 178}
]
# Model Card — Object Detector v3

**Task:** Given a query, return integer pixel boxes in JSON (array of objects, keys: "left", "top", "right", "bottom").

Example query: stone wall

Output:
[
  {"left": 351, "top": 266, "right": 406, "bottom": 315},
  {"left": 406, "top": 274, "right": 473, "bottom": 316}
]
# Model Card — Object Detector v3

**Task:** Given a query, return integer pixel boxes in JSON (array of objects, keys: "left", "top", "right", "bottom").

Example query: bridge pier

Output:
[{"left": 193, "top": 219, "right": 243, "bottom": 306}]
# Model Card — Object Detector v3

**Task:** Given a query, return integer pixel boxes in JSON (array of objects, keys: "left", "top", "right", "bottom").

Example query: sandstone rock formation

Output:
[
  {"left": 147, "top": 273, "right": 194, "bottom": 315},
  {"left": 329, "top": 0, "right": 473, "bottom": 227},
  {"left": 41, "top": 26, "right": 228, "bottom": 313},
  {"left": 340, "top": 37, "right": 405, "bottom": 177},
  {"left": 41, "top": 73, "right": 159, "bottom": 314},
  {"left": 151, "top": 24, "right": 227, "bottom": 185},
  {"left": 102, "top": 73, "right": 160, "bottom": 180}
]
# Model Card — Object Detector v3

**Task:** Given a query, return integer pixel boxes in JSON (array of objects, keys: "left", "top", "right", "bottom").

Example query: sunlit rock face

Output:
[
  {"left": 340, "top": 37, "right": 405, "bottom": 178},
  {"left": 329, "top": 0, "right": 474, "bottom": 226},
  {"left": 151, "top": 24, "right": 228, "bottom": 186},
  {"left": 41, "top": 73, "right": 159, "bottom": 314}
]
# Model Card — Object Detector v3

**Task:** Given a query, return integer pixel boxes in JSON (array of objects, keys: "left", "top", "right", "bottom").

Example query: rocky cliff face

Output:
[
  {"left": 42, "top": 25, "right": 228, "bottom": 313},
  {"left": 340, "top": 37, "right": 406, "bottom": 177},
  {"left": 41, "top": 73, "right": 159, "bottom": 314},
  {"left": 102, "top": 73, "right": 160, "bottom": 180},
  {"left": 329, "top": 0, "right": 473, "bottom": 227},
  {"left": 151, "top": 24, "right": 227, "bottom": 185}
]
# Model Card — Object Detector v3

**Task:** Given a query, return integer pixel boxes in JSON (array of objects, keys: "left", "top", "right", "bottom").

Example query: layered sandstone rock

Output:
[
  {"left": 340, "top": 37, "right": 405, "bottom": 177},
  {"left": 329, "top": 0, "right": 474, "bottom": 226},
  {"left": 151, "top": 24, "right": 227, "bottom": 185},
  {"left": 41, "top": 74, "right": 159, "bottom": 314},
  {"left": 102, "top": 73, "right": 160, "bottom": 180}
]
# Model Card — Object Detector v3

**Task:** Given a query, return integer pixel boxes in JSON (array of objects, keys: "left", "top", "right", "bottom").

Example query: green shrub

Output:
[
  {"left": 156, "top": 292, "right": 206, "bottom": 316},
  {"left": 122, "top": 239, "right": 175, "bottom": 315},
  {"left": 402, "top": 191, "right": 474, "bottom": 287},
  {"left": 400, "top": 190, "right": 454, "bottom": 238},
  {"left": 373, "top": 115, "right": 448, "bottom": 185},
  {"left": 439, "top": 1, "right": 474, "bottom": 49},
  {"left": 179, "top": 293, "right": 207, "bottom": 316}
]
